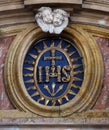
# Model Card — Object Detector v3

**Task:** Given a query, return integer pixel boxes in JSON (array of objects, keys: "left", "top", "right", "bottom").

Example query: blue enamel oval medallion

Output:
[{"left": 23, "top": 38, "right": 84, "bottom": 106}]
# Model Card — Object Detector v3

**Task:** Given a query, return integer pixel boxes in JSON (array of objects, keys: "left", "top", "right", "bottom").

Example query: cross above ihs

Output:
[{"left": 44, "top": 49, "right": 62, "bottom": 77}]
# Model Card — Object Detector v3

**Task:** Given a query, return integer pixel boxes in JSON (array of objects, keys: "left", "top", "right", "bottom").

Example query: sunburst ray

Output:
[
  {"left": 35, "top": 46, "right": 41, "bottom": 53},
  {"left": 68, "top": 90, "right": 76, "bottom": 96},
  {"left": 73, "top": 64, "right": 83, "bottom": 69},
  {"left": 45, "top": 99, "right": 49, "bottom": 105},
  {"left": 73, "top": 77, "right": 82, "bottom": 81},
  {"left": 25, "top": 60, "right": 35, "bottom": 65},
  {"left": 23, "top": 73, "right": 33, "bottom": 77},
  {"left": 69, "top": 51, "right": 77, "bottom": 57},
  {"left": 71, "top": 57, "right": 82, "bottom": 62},
  {"left": 64, "top": 44, "right": 70, "bottom": 51},
  {"left": 43, "top": 41, "right": 48, "bottom": 49},
  {"left": 29, "top": 53, "right": 37, "bottom": 59},
  {"left": 50, "top": 41, "right": 55, "bottom": 47},
  {"left": 31, "top": 91, "right": 39, "bottom": 97},
  {"left": 37, "top": 97, "right": 44, "bottom": 103},
  {"left": 58, "top": 99, "right": 62, "bottom": 105},
  {"left": 71, "top": 84, "right": 81, "bottom": 89},
  {"left": 25, "top": 79, "right": 34, "bottom": 83},
  {"left": 57, "top": 40, "right": 63, "bottom": 48},
  {"left": 64, "top": 95, "right": 69, "bottom": 101},
  {"left": 24, "top": 67, "right": 34, "bottom": 71},
  {"left": 74, "top": 70, "right": 84, "bottom": 75},
  {"left": 27, "top": 86, "right": 36, "bottom": 91},
  {"left": 52, "top": 100, "right": 56, "bottom": 106}
]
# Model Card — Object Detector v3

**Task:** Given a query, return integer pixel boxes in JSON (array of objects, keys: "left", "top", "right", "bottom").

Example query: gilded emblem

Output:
[
  {"left": 4, "top": 26, "right": 104, "bottom": 116},
  {"left": 23, "top": 38, "right": 84, "bottom": 106}
]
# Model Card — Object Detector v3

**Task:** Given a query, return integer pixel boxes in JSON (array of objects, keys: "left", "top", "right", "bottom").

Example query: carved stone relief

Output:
[
  {"left": 35, "top": 7, "right": 69, "bottom": 34},
  {"left": 4, "top": 24, "right": 104, "bottom": 117}
]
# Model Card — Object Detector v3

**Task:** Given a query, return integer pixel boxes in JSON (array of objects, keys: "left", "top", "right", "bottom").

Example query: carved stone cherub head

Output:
[
  {"left": 53, "top": 9, "right": 69, "bottom": 27},
  {"left": 36, "top": 7, "right": 53, "bottom": 24},
  {"left": 35, "top": 7, "right": 70, "bottom": 34}
]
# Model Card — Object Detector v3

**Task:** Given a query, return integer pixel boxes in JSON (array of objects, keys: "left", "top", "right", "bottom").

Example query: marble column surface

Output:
[
  {"left": 0, "top": 36, "right": 15, "bottom": 110},
  {"left": 93, "top": 37, "right": 109, "bottom": 110}
]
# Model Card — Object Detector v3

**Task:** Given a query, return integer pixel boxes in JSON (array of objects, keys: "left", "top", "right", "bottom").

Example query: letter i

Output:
[{"left": 38, "top": 66, "right": 42, "bottom": 82}]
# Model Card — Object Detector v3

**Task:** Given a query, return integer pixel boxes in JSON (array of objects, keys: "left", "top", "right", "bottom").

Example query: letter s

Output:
[{"left": 62, "top": 66, "right": 71, "bottom": 82}]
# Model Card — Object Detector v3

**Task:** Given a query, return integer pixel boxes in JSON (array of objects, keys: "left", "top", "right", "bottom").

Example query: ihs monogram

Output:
[
  {"left": 38, "top": 49, "right": 71, "bottom": 97},
  {"left": 23, "top": 39, "right": 84, "bottom": 106},
  {"left": 38, "top": 49, "right": 70, "bottom": 83}
]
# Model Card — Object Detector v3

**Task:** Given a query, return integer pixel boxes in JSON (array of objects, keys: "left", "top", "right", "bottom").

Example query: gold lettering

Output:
[
  {"left": 38, "top": 66, "right": 42, "bottom": 82},
  {"left": 45, "top": 66, "right": 50, "bottom": 82},
  {"left": 57, "top": 66, "right": 61, "bottom": 82},
  {"left": 62, "top": 66, "right": 71, "bottom": 82},
  {"left": 45, "top": 66, "right": 62, "bottom": 82},
  {"left": 38, "top": 66, "right": 71, "bottom": 83}
]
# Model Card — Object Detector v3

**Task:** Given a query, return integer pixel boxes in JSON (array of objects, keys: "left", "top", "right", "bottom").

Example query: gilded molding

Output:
[{"left": 3, "top": 24, "right": 104, "bottom": 117}]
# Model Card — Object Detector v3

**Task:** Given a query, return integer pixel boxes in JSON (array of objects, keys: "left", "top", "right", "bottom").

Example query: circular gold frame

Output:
[{"left": 4, "top": 25, "right": 104, "bottom": 117}]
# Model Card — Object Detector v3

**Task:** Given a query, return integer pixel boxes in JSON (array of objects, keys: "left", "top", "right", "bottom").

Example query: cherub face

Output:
[
  {"left": 42, "top": 10, "right": 53, "bottom": 24},
  {"left": 53, "top": 13, "right": 64, "bottom": 27}
]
